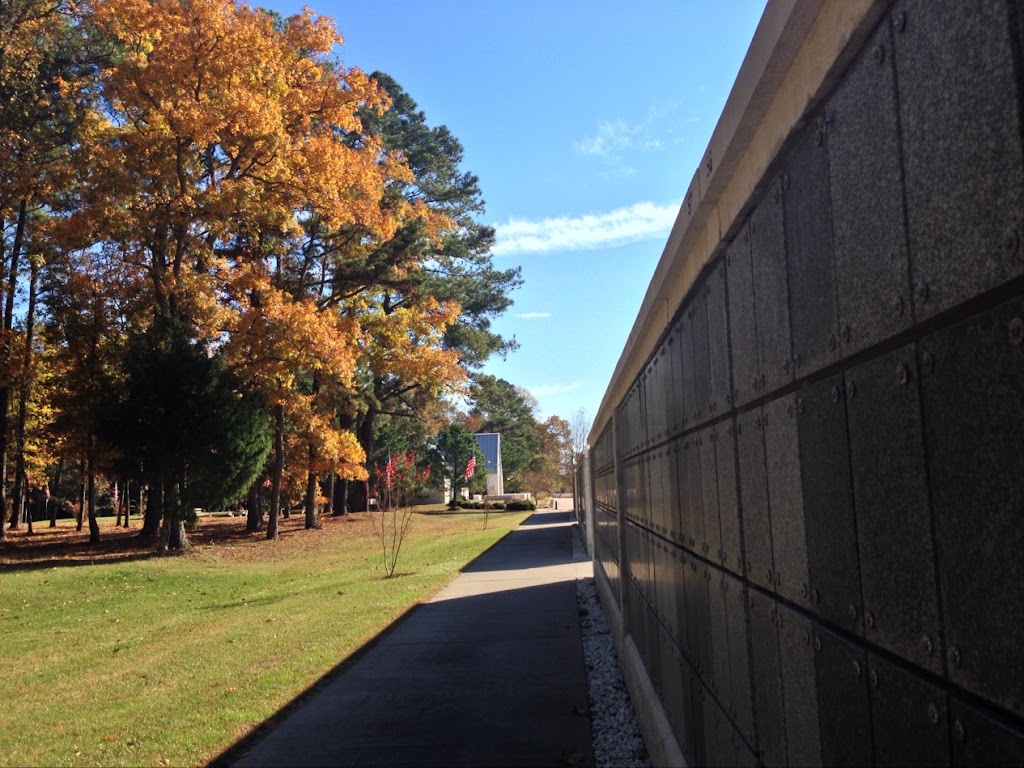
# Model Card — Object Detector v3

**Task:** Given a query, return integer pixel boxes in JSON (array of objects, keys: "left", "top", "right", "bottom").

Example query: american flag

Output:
[{"left": 464, "top": 454, "right": 476, "bottom": 480}]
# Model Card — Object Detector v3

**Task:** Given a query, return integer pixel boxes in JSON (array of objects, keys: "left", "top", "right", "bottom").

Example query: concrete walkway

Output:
[{"left": 233, "top": 509, "right": 595, "bottom": 767}]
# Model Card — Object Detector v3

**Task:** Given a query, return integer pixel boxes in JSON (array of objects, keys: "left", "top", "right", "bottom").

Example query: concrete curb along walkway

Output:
[{"left": 233, "top": 509, "right": 595, "bottom": 768}]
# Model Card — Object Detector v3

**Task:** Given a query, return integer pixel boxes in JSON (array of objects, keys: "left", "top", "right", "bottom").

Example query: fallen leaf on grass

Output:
[{"left": 225, "top": 687, "right": 235, "bottom": 694}]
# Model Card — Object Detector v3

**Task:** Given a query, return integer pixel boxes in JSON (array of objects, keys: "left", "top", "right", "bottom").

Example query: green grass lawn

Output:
[{"left": 0, "top": 509, "right": 529, "bottom": 767}]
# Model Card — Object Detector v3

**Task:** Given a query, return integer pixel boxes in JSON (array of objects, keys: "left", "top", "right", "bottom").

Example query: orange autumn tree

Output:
[
  {"left": 57, "top": 0, "right": 412, "bottom": 547},
  {"left": 0, "top": 0, "right": 95, "bottom": 538}
]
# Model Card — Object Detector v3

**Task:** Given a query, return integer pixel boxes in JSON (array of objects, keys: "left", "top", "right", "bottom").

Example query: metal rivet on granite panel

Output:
[
  {"left": 784, "top": 358, "right": 791, "bottom": 373},
  {"left": 812, "top": 588, "right": 820, "bottom": 604},
  {"left": 921, "top": 351, "right": 935, "bottom": 374},
  {"left": 953, "top": 720, "right": 965, "bottom": 741},
  {"left": 894, "top": 295, "right": 905, "bottom": 317},
  {"left": 846, "top": 381, "right": 856, "bottom": 399},
  {"left": 852, "top": 660, "right": 862, "bottom": 678},
  {"left": 897, "top": 364, "right": 910, "bottom": 385},
  {"left": 920, "top": 634, "right": 934, "bottom": 656},
  {"left": 872, "top": 44, "right": 885, "bottom": 65},
  {"left": 801, "top": 584, "right": 808, "bottom": 598},
  {"left": 832, "top": 386, "right": 841, "bottom": 403},
  {"left": 865, "top": 611, "right": 875, "bottom": 629},
  {"left": 774, "top": 573, "right": 781, "bottom": 587},
  {"left": 797, "top": 397, "right": 805, "bottom": 414},
  {"left": 814, "top": 635, "right": 822, "bottom": 653},
  {"left": 803, "top": 629, "right": 810, "bottom": 645},
  {"left": 949, "top": 645, "right": 962, "bottom": 668},
  {"left": 1004, "top": 227, "right": 1019, "bottom": 258},
  {"left": 848, "top": 604, "right": 858, "bottom": 621},
  {"left": 783, "top": 173, "right": 791, "bottom": 190},
  {"left": 894, "top": 10, "right": 906, "bottom": 32},
  {"left": 869, "top": 669, "right": 879, "bottom": 688},
  {"left": 1009, "top": 317, "right": 1024, "bottom": 346},
  {"left": 915, "top": 280, "right": 929, "bottom": 304},
  {"left": 773, "top": 188, "right": 781, "bottom": 205},
  {"left": 927, "top": 703, "right": 940, "bottom": 726},
  {"left": 829, "top": 334, "right": 838, "bottom": 351},
  {"left": 842, "top": 325, "right": 852, "bottom": 343}
]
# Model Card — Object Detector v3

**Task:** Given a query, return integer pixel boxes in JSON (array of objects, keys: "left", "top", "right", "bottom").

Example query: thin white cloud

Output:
[
  {"left": 527, "top": 381, "right": 584, "bottom": 399},
  {"left": 515, "top": 312, "right": 552, "bottom": 320},
  {"left": 573, "top": 119, "right": 660, "bottom": 157},
  {"left": 492, "top": 200, "right": 680, "bottom": 256}
]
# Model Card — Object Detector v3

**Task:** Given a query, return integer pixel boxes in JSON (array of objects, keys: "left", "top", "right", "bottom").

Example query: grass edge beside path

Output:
[{"left": 0, "top": 509, "right": 530, "bottom": 768}]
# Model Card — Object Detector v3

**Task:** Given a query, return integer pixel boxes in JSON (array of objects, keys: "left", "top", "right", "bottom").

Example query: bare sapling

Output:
[{"left": 372, "top": 452, "right": 430, "bottom": 578}]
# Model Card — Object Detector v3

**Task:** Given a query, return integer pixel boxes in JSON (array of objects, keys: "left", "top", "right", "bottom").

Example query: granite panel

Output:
[
  {"left": 748, "top": 588, "right": 787, "bottom": 766},
  {"left": 751, "top": 175, "right": 793, "bottom": 396},
  {"left": 828, "top": 17, "right": 912, "bottom": 354},
  {"left": 716, "top": 420, "right": 744, "bottom": 576},
  {"left": 847, "top": 346, "right": 941, "bottom": 672},
  {"left": 814, "top": 625, "right": 872, "bottom": 768},
  {"left": 680, "top": 434, "right": 704, "bottom": 553},
  {"left": 699, "top": 427, "right": 721, "bottom": 563},
  {"left": 920, "top": 296, "right": 1024, "bottom": 717},
  {"left": 703, "top": 687, "right": 722, "bottom": 767},
  {"left": 662, "top": 636, "right": 693, "bottom": 765},
  {"left": 726, "top": 225, "right": 760, "bottom": 407},
  {"left": 737, "top": 408, "right": 773, "bottom": 590},
  {"left": 763, "top": 393, "right": 809, "bottom": 607},
  {"left": 708, "top": 570, "right": 731, "bottom": 702},
  {"left": 687, "top": 562, "right": 712, "bottom": 686},
  {"left": 691, "top": 291, "right": 712, "bottom": 426},
  {"left": 868, "top": 654, "right": 951, "bottom": 767},
  {"left": 894, "top": 0, "right": 1024, "bottom": 318},
  {"left": 678, "top": 310, "right": 697, "bottom": 432},
  {"left": 797, "top": 375, "right": 862, "bottom": 634},
  {"left": 777, "top": 603, "right": 821, "bottom": 767},
  {"left": 707, "top": 259, "right": 732, "bottom": 415},
  {"left": 724, "top": 572, "right": 755, "bottom": 748},
  {"left": 667, "top": 323, "right": 685, "bottom": 435},
  {"left": 783, "top": 121, "right": 839, "bottom": 376},
  {"left": 949, "top": 697, "right": 1024, "bottom": 767}
]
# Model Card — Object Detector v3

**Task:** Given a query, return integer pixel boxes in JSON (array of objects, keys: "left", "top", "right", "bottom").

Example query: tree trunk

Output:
[
  {"left": 123, "top": 480, "right": 131, "bottom": 528},
  {"left": 115, "top": 482, "right": 123, "bottom": 526},
  {"left": 159, "top": 479, "right": 190, "bottom": 552},
  {"left": 9, "top": 260, "right": 37, "bottom": 534},
  {"left": 336, "top": 477, "right": 348, "bottom": 515},
  {"left": 246, "top": 482, "right": 262, "bottom": 532},
  {"left": 49, "top": 454, "right": 63, "bottom": 528},
  {"left": 0, "top": 201, "right": 27, "bottom": 538},
  {"left": 267, "top": 402, "right": 284, "bottom": 540},
  {"left": 304, "top": 444, "right": 319, "bottom": 529},
  {"left": 76, "top": 455, "right": 85, "bottom": 531},
  {"left": 24, "top": 474, "right": 33, "bottom": 535},
  {"left": 141, "top": 482, "right": 161, "bottom": 539},
  {"left": 324, "top": 472, "right": 335, "bottom": 516},
  {"left": 87, "top": 434, "right": 99, "bottom": 545}
]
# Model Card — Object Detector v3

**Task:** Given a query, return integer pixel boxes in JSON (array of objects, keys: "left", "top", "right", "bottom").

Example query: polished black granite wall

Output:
[{"left": 591, "top": 1, "right": 1024, "bottom": 764}]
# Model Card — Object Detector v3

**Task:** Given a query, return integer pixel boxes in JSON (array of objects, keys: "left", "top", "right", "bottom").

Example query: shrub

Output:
[
  {"left": 488, "top": 501, "right": 505, "bottom": 510},
  {"left": 506, "top": 499, "right": 536, "bottom": 512}
]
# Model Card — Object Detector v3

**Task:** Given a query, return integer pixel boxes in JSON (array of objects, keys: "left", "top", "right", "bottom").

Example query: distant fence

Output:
[{"left": 587, "top": 0, "right": 1024, "bottom": 765}]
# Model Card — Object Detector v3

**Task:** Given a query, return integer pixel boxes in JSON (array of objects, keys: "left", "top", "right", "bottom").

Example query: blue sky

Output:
[{"left": 267, "top": 0, "right": 767, "bottom": 425}]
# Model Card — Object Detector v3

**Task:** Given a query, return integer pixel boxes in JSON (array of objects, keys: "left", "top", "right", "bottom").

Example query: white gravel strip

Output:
[{"left": 573, "top": 527, "right": 651, "bottom": 768}]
